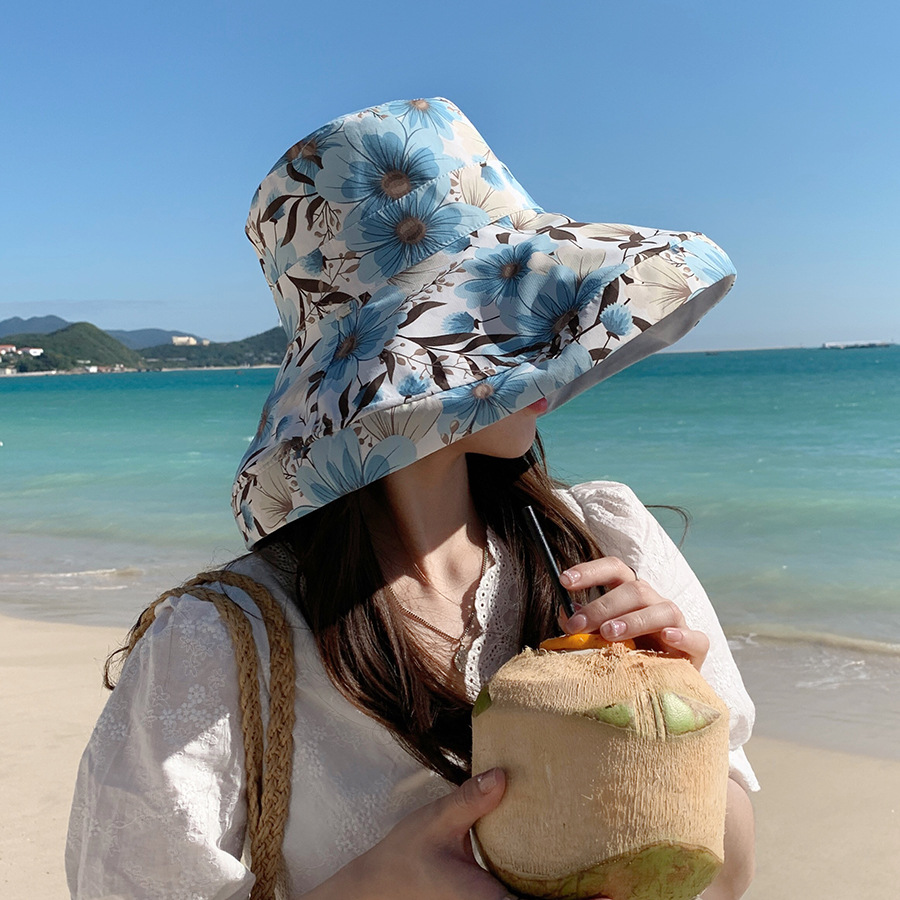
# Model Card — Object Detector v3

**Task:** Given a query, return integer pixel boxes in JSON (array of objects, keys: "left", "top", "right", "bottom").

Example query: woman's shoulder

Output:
[
  {"left": 161, "top": 549, "right": 306, "bottom": 629},
  {"left": 133, "top": 584, "right": 234, "bottom": 657},
  {"left": 123, "top": 551, "right": 306, "bottom": 675},
  {"left": 226, "top": 544, "right": 297, "bottom": 592},
  {"left": 557, "top": 480, "right": 649, "bottom": 525},
  {"left": 556, "top": 480, "right": 673, "bottom": 569}
]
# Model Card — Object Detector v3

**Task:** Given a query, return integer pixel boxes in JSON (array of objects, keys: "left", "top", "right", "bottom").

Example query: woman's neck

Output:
[{"left": 370, "top": 446, "right": 486, "bottom": 595}]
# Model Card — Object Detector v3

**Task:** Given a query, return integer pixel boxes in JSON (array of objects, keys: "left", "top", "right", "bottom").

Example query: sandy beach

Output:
[{"left": 2, "top": 612, "right": 898, "bottom": 900}]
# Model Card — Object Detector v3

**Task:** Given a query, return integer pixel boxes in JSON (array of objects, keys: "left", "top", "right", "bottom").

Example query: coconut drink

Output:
[{"left": 471, "top": 638, "right": 730, "bottom": 900}]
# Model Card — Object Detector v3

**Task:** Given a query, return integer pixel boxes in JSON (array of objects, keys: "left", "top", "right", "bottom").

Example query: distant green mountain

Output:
[
  {"left": 0, "top": 314, "right": 70, "bottom": 337},
  {"left": 1, "top": 315, "right": 209, "bottom": 349},
  {"left": 3, "top": 322, "right": 143, "bottom": 370},
  {"left": 141, "top": 326, "right": 287, "bottom": 368},
  {"left": 2, "top": 320, "right": 286, "bottom": 372}
]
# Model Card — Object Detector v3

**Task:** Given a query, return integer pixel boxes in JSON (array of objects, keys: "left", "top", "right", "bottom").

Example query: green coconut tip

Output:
[
  {"left": 473, "top": 685, "right": 492, "bottom": 718},
  {"left": 660, "top": 692, "right": 720, "bottom": 736},
  {"left": 587, "top": 702, "right": 634, "bottom": 729},
  {"left": 492, "top": 842, "right": 722, "bottom": 900}
]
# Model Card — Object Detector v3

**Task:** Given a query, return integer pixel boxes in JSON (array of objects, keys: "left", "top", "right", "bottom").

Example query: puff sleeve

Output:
[
  {"left": 65, "top": 595, "right": 256, "bottom": 900},
  {"left": 565, "top": 481, "right": 760, "bottom": 792}
]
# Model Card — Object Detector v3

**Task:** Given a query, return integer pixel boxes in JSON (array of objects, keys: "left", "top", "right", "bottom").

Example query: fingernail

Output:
[
  {"left": 601, "top": 620, "right": 626, "bottom": 639},
  {"left": 476, "top": 769, "right": 498, "bottom": 793},
  {"left": 662, "top": 627, "right": 683, "bottom": 644},
  {"left": 565, "top": 613, "right": 588, "bottom": 633},
  {"left": 560, "top": 568, "right": 580, "bottom": 586}
]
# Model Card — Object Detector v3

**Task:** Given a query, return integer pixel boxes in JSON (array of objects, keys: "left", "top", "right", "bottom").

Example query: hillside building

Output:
[{"left": 0, "top": 344, "right": 43, "bottom": 356}]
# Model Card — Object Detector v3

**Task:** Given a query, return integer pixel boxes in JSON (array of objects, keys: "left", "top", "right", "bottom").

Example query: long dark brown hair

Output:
[
  {"left": 105, "top": 434, "right": 689, "bottom": 785},
  {"left": 265, "top": 436, "right": 603, "bottom": 785}
]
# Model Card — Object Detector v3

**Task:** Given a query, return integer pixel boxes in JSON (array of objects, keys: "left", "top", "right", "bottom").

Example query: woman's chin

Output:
[{"left": 456, "top": 410, "right": 540, "bottom": 459}]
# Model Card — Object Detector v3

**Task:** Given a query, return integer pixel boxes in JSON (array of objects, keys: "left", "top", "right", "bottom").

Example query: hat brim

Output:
[
  {"left": 545, "top": 272, "right": 734, "bottom": 412},
  {"left": 233, "top": 211, "right": 734, "bottom": 547}
]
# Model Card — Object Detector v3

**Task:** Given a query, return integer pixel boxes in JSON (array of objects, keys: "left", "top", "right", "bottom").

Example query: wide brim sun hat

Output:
[{"left": 233, "top": 97, "right": 735, "bottom": 547}]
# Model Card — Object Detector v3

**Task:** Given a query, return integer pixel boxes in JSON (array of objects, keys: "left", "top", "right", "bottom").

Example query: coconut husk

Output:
[{"left": 472, "top": 645, "right": 730, "bottom": 900}]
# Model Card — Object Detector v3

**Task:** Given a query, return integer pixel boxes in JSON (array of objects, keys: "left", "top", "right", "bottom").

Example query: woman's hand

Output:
[
  {"left": 313, "top": 768, "right": 515, "bottom": 899},
  {"left": 559, "top": 557, "right": 710, "bottom": 670}
]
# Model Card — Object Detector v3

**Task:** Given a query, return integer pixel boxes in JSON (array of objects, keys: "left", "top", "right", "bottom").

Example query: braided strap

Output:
[{"left": 126, "top": 570, "right": 296, "bottom": 900}]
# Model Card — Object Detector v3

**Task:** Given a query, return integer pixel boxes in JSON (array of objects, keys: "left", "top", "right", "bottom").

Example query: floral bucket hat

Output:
[{"left": 233, "top": 97, "right": 735, "bottom": 547}]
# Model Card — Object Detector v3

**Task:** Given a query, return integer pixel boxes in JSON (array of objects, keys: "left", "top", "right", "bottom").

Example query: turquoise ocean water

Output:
[{"left": 1, "top": 348, "right": 898, "bottom": 756}]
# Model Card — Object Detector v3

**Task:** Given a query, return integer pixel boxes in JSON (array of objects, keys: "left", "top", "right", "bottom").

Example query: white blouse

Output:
[{"left": 66, "top": 482, "right": 758, "bottom": 899}]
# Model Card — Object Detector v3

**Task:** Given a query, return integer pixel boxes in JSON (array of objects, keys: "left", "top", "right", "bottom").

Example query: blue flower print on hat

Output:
[
  {"left": 345, "top": 179, "right": 487, "bottom": 283},
  {"left": 480, "top": 160, "right": 525, "bottom": 194},
  {"left": 481, "top": 165, "right": 507, "bottom": 191},
  {"left": 455, "top": 234, "right": 554, "bottom": 311},
  {"left": 258, "top": 241, "right": 300, "bottom": 294},
  {"left": 438, "top": 365, "right": 537, "bottom": 436},
  {"left": 310, "top": 286, "right": 407, "bottom": 405},
  {"left": 398, "top": 372, "right": 431, "bottom": 397},
  {"left": 671, "top": 237, "right": 737, "bottom": 287},
  {"left": 500, "top": 262, "right": 629, "bottom": 352},
  {"left": 543, "top": 340, "right": 593, "bottom": 385},
  {"left": 293, "top": 430, "right": 417, "bottom": 508},
  {"left": 377, "top": 98, "right": 460, "bottom": 137},
  {"left": 246, "top": 374, "right": 295, "bottom": 458},
  {"left": 258, "top": 123, "right": 344, "bottom": 216},
  {"left": 239, "top": 499, "right": 255, "bottom": 532},
  {"left": 599, "top": 302, "right": 634, "bottom": 337},
  {"left": 271, "top": 121, "right": 344, "bottom": 188},
  {"left": 443, "top": 311, "right": 476, "bottom": 334},
  {"left": 315, "top": 118, "right": 457, "bottom": 219},
  {"left": 298, "top": 249, "right": 325, "bottom": 275}
]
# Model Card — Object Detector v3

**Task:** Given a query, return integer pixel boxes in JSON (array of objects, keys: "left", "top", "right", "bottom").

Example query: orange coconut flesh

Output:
[{"left": 539, "top": 634, "right": 637, "bottom": 652}]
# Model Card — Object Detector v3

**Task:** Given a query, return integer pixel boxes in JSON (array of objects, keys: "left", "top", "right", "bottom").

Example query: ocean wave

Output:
[
  {"left": 28, "top": 566, "right": 144, "bottom": 580},
  {"left": 727, "top": 625, "right": 900, "bottom": 656},
  {"left": 53, "top": 584, "right": 131, "bottom": 591},
  {"left": 795, "top": 658, "right": 870, "bottom": 690}
]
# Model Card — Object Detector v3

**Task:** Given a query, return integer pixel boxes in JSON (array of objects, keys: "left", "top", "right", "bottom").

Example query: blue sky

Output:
[{"left": 1, "top": 0, "right": 897, "bottom": 348}]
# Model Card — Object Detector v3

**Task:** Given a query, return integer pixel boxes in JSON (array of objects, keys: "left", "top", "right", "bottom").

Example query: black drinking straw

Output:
[{"left": 523, "top": 505, "right": 577, "bottom": 620}]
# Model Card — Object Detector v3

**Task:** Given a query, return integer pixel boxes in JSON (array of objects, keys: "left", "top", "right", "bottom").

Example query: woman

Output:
[{"left": 67, "top": 98, "right": 757, "bottom": 899}]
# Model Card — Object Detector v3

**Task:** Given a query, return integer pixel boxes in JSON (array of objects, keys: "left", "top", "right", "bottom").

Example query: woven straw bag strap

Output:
[{"left": 127, "top": 569, "right": 296, "bottom": 900}]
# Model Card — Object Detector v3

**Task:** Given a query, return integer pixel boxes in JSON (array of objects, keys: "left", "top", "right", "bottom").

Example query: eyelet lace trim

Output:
[{"left": 455, "top": 527, "right": 524, "bottom": 701}]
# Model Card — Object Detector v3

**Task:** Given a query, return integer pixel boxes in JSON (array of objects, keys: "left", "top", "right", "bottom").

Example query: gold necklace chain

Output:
[{"left": 385, "top": 543, "right": 489, "bottom": 648}]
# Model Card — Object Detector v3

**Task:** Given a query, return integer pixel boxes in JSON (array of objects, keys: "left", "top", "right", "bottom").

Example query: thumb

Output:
[{"left": 429, "top": 768, "right": 506, "bottom": 842}]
